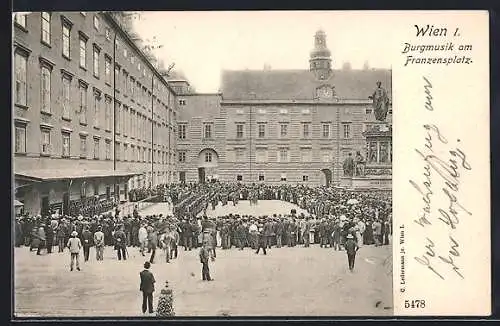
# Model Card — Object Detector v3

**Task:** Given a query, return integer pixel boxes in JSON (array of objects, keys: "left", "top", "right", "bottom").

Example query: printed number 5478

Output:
[{"left": 404, "top": 300, "right": 426, "bottom": 308}]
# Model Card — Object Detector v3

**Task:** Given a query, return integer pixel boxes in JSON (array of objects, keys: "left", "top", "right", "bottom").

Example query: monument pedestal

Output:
[{"left": 341, "top": 122, "right": 392, "bottom": 191}]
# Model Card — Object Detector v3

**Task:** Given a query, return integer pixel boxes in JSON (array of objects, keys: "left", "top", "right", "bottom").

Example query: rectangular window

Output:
[
  {"left": 302, "top": 123, "right": 310, "bottom": 138},
  {"left": 235, "top": 149, "right": 244, "bottom": 162},
  {"left": 79, "top": 83, "right": 87, "bottom": 124},
  {"left": 258, "top": 123, "right": 265, "bottom": 138},
  {"left": 105, "top": 97, "right": 111, "bottom": 130},
  {"left": 301, "top": 149, "right": 312, "bottom": 162},
  {"left": 115, "top": 103, "right": 121, "bottom": 133},
  {"left": 236, "top": 124, "right": 244, "bottom": 138},
  {"left": 130, "top": 77, "right": 135, "bottom": 96},
  {"left": 124, "top": 144, "right": 128, "bottom": 161},
  {"left": 123, "top": 106, "right": 128, "bottom": 136},
  {"left": 203, "top": 123, "right": 213, "bottom": 139},
  {"left": 322, "top": 124, "right": 330, "bottom": 138},
  {"left": 41, "top": 128, "right": 51, "bottom": 155},
  {"left": 41, "top": 12, "right": 51, "bottom": 44},
  {"left": 14, "top": 125, "right": 27, "bottom": 154},
  {"left": 14, "top": 13, "right": 27, "bottom": 28},
  {"left": 80, "top": 136, "right": 87, "bottom": 158},
  {"left": 93, "top": 47, "right": 99, "bottom": 77},
  {"left": 62, "top": 133, "right": 70, "bottom": 157},
  {"left": 105, "top": 28, "right": 111, "bottom": 41},
  {"left": 343, "top": 123, "right": 351, "bottom": 139},
  {"left": 278, "top": 148, "right": 289, "bottom": 162},
  {"left": 62, "top": 76, "right": 71, "bottom": 120},
  {"left": 365, "top": 108, "right": 372, "bottom": 115},
  {"left": 256, "top": 149, "right": 268, "bottom": 163},
  {"left": 93, "top": 15, "right": 99, "bottom": 30},
  {"left": 93, "top": 92, "right": 100, "bottom": 128},
  {"left": 302, "top": 175, "right": 309, "bottom": 182},
  {"left": 105, "top": 57, "right": 111, "bottom": 84},
  {"left": 178, "top": 151, "right": 186, "bottom": 163},
  {"left": 236, "top": 175, "right": 243, "bottom": 181},
  {"left": 123, "top": 71, "right": 128, "bottom": 94},
  {"left": 105, "top": 140, "right": 111, "bottom": 160},
  {"left": 79, "top": 37, "right": 87, "bottom": 68},
  {"left": 40, "top": 66, "right": 51, "bottom": 113},
  {"left": 280, "top": 123, "right": 288, "bottom": 138},
  {"left": 93, "top": 138, "right": 100, "bottom": 159},
  {"left": 114, "top": 66, "right": 120, "bottom": 90},
  {"left": 178, "top": 124, "right": 186, "bottom": 139},
  {"left": 115, "top": 142, "right": 120, "bottom": 160},
  {"left": 322, "top": 151, "right": 331, "bottom": 163},
  {"left": 280, "top": 173, "right": 287, "bottom": 182},
  {"left": 14, "top": 52, "right": 27, "bottom": 106},
  {"left": 258, "top": 174, "right": 265, "bottom": 181},
  {"left": 62, "top": 23, "right": 71, "bottom": 58}
]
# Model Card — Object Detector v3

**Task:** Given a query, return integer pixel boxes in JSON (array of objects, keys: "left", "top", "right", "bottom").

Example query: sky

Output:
[{"left": 133, "top": 11, "right": 394, "bottom": 93}]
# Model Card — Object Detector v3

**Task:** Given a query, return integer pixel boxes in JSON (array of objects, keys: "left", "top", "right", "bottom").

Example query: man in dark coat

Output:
[
  {"left": 82, "top": 225, "right": 93, "bottom": 262},
  {"left": 139, "top": 261, "right": 156, "bottom": 314},
  {"left": 114, "top": 225, "right": 127, "bottom": 260},
  {"left": 345, "top": 234, "right": 359, "bottom": 272},
  {"left": 199, "top": 242, "right": 214, "bottom": 281},
  {"left": 255, "top": 226, "right": 267, "bottom": 255}
]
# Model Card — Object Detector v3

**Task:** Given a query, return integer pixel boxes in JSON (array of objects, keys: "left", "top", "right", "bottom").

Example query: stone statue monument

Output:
[
  {"left": 369, "top": 81, "right": 390, "bottom": 121},
  {"left": 342, "top": 153, "right": 355, "bottom": 176},
  {"left": 354, "top": 151, "right": 366, "bottom": 176}
]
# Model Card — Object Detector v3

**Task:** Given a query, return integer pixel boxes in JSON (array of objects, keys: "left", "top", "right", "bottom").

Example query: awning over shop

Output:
[{"left": 14, "top": 169, "right": 144, "bottom": 182}]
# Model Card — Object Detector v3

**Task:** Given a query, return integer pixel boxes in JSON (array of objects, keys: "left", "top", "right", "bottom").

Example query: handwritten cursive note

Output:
[{"left": 410, "top": 76, "right": 472, "bottom": 281}]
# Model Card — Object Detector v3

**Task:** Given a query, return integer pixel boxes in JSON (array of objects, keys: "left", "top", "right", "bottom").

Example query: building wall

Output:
[
  {"left": 13, "top": 12, "right": 178, "bottom": 186},
  {"left": 13, "top": 12, "right": 179, "bottom": 215},
  {"left": 177, "top": 94, "right": 392, "bottom": 185}
]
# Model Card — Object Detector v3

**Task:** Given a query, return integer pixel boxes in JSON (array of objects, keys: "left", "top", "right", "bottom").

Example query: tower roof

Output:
[{"left": 310, "top": 29, "right": 331, "bottom": 59}]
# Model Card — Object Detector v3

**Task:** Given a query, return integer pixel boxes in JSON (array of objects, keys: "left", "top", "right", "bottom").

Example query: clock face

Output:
[{"left": 317, "top": 86, "right": 333, "bottom": 99}]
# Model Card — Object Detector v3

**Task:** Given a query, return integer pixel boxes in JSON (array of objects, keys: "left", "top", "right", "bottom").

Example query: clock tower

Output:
[{"left": 309, "top": 29, "right": 332, "bottom": 80}]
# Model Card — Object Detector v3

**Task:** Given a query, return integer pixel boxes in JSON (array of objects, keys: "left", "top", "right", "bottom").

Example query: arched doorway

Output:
[
  {"left": 320, "top": 168, "right": 333, "bottom": 187},
  {"left": 198, "top": 148, "right": 219, "bottom": 183}
]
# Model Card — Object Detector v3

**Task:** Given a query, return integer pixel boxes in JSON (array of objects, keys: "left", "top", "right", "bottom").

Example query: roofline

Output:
[
  {"left": 182, "top": 92, "right": 222, "bottom": 97},
  {"left": 102, "top": 12, "right": 178, "bottom": 96},
  {"left": 221, "top": 99, "right": 392, "bottom": 105},
  {"left": 221, "top": 68, "right": 392, "bottom": 73}
]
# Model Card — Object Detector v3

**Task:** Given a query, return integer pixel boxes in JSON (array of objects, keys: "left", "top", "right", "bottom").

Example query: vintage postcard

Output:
[{"left": 11, "top": 10, "right": 489, "bottom": 318}]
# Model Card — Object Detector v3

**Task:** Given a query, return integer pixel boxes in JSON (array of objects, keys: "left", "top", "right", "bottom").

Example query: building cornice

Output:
[
  {"left": 102, "top": 12, "right": 178, "bottom": 96},
  {"left": 221, "top": 99, "right": 389, "bottom": 106}
]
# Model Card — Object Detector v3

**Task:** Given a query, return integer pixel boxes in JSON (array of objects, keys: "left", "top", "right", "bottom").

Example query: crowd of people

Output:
[{"left": 15, "top": 182, "right": 391, "bottom": 273}]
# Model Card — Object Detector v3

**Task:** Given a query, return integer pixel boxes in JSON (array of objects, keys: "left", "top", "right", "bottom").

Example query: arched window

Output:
[{"left": 205, "top": 151, "right": 212, "bottom": 163}]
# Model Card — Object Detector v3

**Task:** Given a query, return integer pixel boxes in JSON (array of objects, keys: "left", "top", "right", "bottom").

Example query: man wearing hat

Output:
[
  {"left": 139, "top": 261, "right": 156, "bottom": 315},
  {"left": 94, "top": 225, "right": 105, "bottom": 261},
  {"left": 344, "top": 233, "right": 359, "bottom": 272},
  {"left": 82, "top": 225, "right": 93, "bottom": 262},
  {"left": 67, "top": 231, "right": 82, "bottom": 271}
]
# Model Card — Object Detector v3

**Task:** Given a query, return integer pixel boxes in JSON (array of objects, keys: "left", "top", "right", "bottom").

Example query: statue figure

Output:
[
  {"left": 342, "top": 153, "right": 355, "bottom": 177},
  {"left": 354, "top": 151, "right": 366, "bottom": 176},
  {"left": 369, "top": 81, "right": 390, "bottom": 121}
]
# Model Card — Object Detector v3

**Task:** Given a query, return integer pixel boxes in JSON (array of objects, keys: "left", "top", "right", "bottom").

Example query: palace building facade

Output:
[
  {"left": 13, "top": 13, "right": 391, "bottom": 216},
  {"left": 13, "top": 11, "right": 178, "bottom": 216},
  {"left": 175, "top": 30, "right": 392, "bottom": 186}
]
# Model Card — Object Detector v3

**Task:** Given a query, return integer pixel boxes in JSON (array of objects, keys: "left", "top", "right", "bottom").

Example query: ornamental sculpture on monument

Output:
[{"left": 369, "top": 81, "right": 390, "bottom": 122}]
